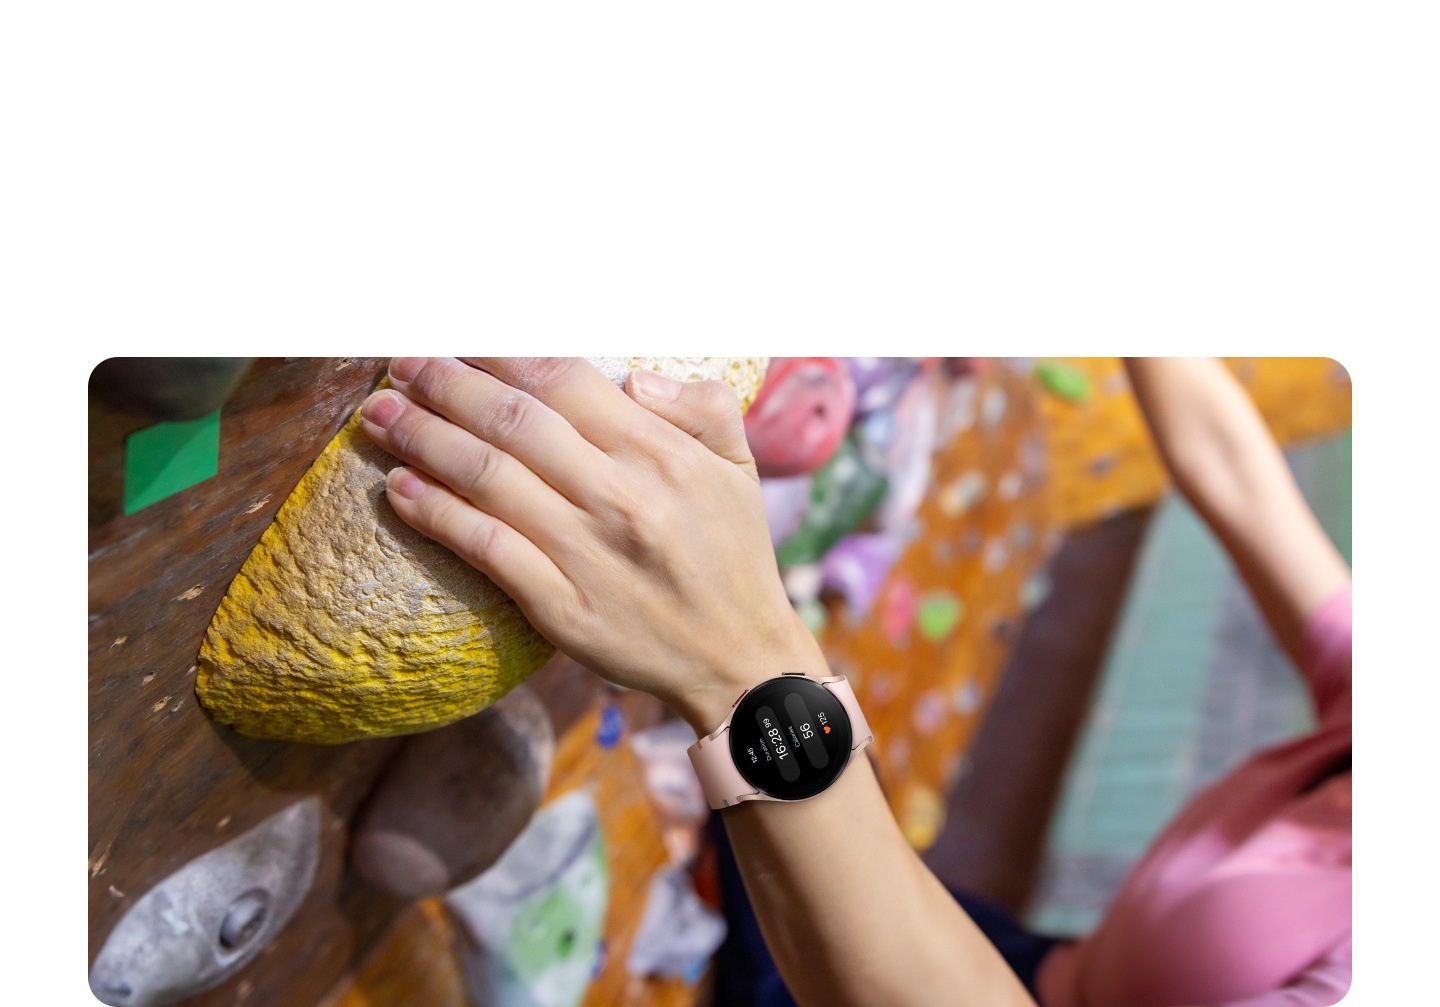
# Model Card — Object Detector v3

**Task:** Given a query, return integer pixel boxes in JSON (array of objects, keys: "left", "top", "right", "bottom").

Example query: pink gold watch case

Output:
[{"left": 687, "top": 674, "right": 874, "bottom": 809}]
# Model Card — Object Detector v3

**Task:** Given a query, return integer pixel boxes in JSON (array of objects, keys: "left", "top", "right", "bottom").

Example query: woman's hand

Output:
[
  {"left": 360, "top": 357, "right": 1045, "bottom": 1007},
  {"left": 359, "top": 357, "right": 822, "bottom": 732}
]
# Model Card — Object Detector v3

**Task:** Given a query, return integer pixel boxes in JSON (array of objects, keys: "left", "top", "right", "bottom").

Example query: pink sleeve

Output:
[
  {"left": 1297, "top": 585, "right": 1352, "bottom": 722},
  {"left": 1219, "top": 936, "right": 1351, "bottom": 1007}
]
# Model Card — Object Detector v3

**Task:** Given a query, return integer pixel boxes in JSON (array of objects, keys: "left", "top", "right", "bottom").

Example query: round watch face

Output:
[{"left": 729, "top": 677, "right": 854, "bottom": 801}]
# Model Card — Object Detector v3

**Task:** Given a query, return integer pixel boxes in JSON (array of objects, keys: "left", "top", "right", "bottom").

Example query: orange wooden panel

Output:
[
  {"left": 819, "top": 362, "right": 1058, "bottom": 850},
  {"left": 322, "top": 900, "right": 469, "bottom": 1007},
  {"left": 550, "top": 708, "right": 703, "bottom": 1007}
]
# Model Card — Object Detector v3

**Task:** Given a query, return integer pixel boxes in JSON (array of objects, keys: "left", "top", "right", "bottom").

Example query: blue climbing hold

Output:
[{"left": 596, "top": 705, "right": 625, "bottom": 749}]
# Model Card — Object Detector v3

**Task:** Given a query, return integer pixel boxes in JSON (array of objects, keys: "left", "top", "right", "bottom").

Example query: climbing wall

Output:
[
  {"left": 815, "top": 362, "right": 1058, "bottom": 847},
  {"left": 88, "top": 356, "right": 1351, "bottom": 1007},
  {"left": 89, "top": 359, "right": 407, "bottom": 1007}
]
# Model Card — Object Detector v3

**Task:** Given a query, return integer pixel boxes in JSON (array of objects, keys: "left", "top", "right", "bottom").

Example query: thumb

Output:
[{"left": 627, "top": 370, "right": 757, "bottom": 475}]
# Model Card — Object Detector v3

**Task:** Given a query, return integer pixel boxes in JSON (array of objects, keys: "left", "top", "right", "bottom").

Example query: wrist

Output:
[{"left": 671, "top": 620, "right": 830, "bottom": 736}]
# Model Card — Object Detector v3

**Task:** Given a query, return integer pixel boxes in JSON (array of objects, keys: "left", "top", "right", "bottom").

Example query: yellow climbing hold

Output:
[{"left": 197, "top": 357, "right": 768, "bottom": 744}]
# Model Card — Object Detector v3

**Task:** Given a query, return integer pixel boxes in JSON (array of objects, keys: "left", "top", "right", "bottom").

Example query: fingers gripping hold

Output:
[
  {"left": 628, "top": 375, "right": 757, "bottom": 474},
  {"left": 383, "top": 467, "right": 572, "bottom": 619}
]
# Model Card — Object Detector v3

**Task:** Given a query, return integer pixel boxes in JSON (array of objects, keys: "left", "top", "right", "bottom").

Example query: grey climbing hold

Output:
[
  {"left": 89, "top": 358, "right": 254, "bottom": 421},
  {"left": 217, "top": 890, "right": 269, "bottom": 951},
  {"left": 88, "top": 798, "right": 321, "bottom": 1007}
]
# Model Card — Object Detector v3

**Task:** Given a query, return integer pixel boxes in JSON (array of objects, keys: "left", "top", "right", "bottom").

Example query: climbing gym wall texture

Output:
[{"left": 87, "top": 357, "right": 1350, "bottom": 1007}]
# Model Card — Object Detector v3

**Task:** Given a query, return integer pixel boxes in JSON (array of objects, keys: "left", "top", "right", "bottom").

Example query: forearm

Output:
[
  {"left": 679, "top": 642, "right": 1035, "bottom": 1007},
  {"left": 1123, "top": 358, "right": 1349, "bottom": 659},
  {"left": 726, "top": 754, "right": 1035, "bottom": 1007},
  {"left": 1124, "top": 358, "right": 1288, "bottom": 504}
]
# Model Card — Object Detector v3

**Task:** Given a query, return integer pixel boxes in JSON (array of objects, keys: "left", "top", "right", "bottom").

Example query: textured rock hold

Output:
[{"left": 197, "top": 357, "right": 767, "bottom": 744}]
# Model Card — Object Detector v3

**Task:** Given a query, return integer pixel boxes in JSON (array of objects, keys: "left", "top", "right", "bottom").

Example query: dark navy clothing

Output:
[{"left": 708, "top": 813, "right": 1062, "bottom": 1006}]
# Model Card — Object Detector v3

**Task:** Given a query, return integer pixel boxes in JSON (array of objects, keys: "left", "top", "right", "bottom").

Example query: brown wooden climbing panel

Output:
[{"left": 90, "top": 359, "right": 418, "bottom": 1007}]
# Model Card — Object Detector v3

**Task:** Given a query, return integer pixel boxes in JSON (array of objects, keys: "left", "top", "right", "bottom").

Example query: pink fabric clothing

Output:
[{"left": 1036, "top": 586, "right": 1352, "bottom": 1007}]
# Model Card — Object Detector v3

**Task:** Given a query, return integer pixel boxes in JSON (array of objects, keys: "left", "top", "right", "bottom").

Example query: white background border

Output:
[{"left": 8, "top": 2, "right": 1437, "bottom": 1003}]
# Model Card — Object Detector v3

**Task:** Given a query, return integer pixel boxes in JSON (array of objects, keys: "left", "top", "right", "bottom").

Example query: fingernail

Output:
[
  {"left": 387, "top": 467, "right": 425, "bottom": 500},
  {"left": 632, "top": 368, "right": 682, "bottom": 401},
  {"left": 389, "top": 357, "right": 424, "bottom": 383},
  {"left": 362, "top": 390, "right": 403, "bottom": 428}
]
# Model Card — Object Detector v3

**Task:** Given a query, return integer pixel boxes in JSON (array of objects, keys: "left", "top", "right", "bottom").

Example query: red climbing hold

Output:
[{"left": 744, "top": 358, "right": 857, "bottom": 477}]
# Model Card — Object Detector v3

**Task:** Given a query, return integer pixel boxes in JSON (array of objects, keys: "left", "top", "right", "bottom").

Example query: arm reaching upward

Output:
[{"left": 1124, "top": 358, "right": 1350, "bottom": 666}]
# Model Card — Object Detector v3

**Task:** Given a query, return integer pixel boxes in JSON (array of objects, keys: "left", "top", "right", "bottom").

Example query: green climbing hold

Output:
[
  {"left": 123, "top": 410, "right": 222, "bottom": 514},
  {"left": 776, "top": 435, "right": 889, "bottom": 567},
  {"left": 916, "top": 592, "right": 964, "bottom": 642},
  {"left": 1035, "top": 360, "right": 1092, "bottom": 403}
]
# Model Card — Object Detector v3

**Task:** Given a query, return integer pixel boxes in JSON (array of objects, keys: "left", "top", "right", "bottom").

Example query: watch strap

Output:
[
  {"left": 688, "top": 724, "right": 758, "bottom": 809},
  {"left": 821, "top": 675, "right": 873, "bottom": 751},
  {"left": 687, "top": 675, "right": 871, "bottom": 810}
]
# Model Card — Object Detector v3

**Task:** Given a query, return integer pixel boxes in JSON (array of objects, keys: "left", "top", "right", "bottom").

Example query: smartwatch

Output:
[{"left": 687, "top": 673, "right": 873, "bottom": 809}]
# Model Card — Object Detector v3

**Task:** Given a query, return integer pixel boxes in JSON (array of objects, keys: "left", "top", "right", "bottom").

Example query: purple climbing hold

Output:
[
  {"left": 819, "top": 533, "right": 904, "bottom": 621},
  {"left": 953, "top": 681, "right": 983, "bottom": 716},
  {"left": 847, "top": 358, "right": 923, "bottom": 416},
  {"left": 980, "top": 387, "right": 1008, "bottom": 429},
  {"left": 997, "top": 471, "right": 1023, "bottom": 500},
  {"left": 959, "top": 528, "right": 984, "bottom": 557}
]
